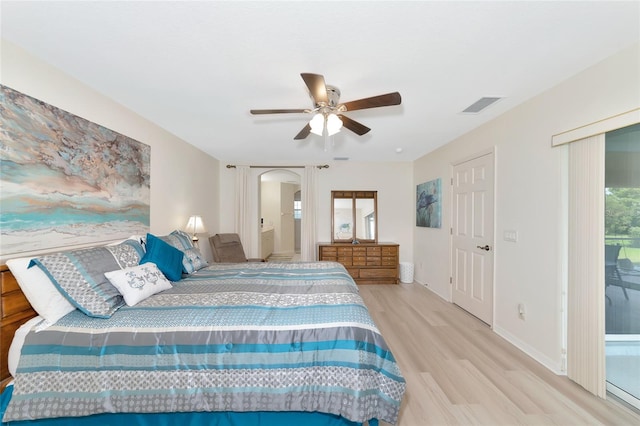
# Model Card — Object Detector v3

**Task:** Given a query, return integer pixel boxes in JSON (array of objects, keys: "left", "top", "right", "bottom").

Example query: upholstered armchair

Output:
[{"left": 209, "top": 233, "right": 265, "bottom": 263}]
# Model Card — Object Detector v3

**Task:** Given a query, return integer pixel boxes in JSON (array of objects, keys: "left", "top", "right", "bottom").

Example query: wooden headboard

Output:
[{"left": 0, "top": 264, "right": 37, "bottom": 390}]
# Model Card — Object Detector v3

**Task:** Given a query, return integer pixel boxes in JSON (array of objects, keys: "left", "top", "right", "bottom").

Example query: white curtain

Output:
[
  {"left": 567, "top": 134, "right": 606, "bottom": 398},
  {"left": 301, "top": 166, "right": 318, "bottom": 261},
  {"left": 234, "top": 165, "right": 251, "bottom": 244}
]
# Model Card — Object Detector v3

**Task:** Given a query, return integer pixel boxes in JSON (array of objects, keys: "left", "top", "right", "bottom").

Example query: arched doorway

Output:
[{"left": 260, "top": 170, "right": 301, "bottom": 260}]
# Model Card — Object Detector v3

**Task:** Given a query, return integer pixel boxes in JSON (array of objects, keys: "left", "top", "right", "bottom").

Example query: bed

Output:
[{"left": 0, "top": 238, "right": 405, "bottom": 426}]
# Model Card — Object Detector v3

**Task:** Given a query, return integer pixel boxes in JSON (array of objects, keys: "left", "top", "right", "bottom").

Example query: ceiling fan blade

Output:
[
  {"left": 338, "top": 115, "right": 371, "bottom": 136},
  {"left": 294, "top": 123, "right": 311, "bottom": 140},
  {"left": 340, "top": 92, "right": 401, "bottom": 112},
  {"left": 301, "top": 73, "right": 328, "bottom": 105},
  {"left": 250, "top": 109, "right": 308, "bottom": 115}
]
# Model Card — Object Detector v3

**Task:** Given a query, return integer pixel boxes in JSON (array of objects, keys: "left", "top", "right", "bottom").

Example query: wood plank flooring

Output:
[{"left": 358, "top": 283, "right": 640, "bottom": 426}]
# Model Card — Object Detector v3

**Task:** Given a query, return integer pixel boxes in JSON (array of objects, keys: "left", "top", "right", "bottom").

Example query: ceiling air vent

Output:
[{"left": 462, "top": 97, "right": 502, "bottom": 114}]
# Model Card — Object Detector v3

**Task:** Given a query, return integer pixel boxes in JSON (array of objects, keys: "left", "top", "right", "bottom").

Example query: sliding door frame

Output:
[{"left": 553, "top": 108, "right": 639, "bottom": 399}]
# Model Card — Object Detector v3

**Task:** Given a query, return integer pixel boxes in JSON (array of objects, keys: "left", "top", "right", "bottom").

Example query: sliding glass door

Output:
[{"left": 605, "top": 123, "right": 640, "bottom": 408}]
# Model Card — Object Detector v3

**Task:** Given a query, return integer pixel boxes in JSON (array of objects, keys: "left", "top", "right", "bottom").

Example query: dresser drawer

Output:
[
  {"left": 346, "top": 268, "right": 359, "bottom": 278},
  {"left": 366, "top": 247, "right": 381, "bottom": 255},
  {"left": 337, "top": 247, "right": 353, "bottom": 256},
  {"left": 360, "top": 268, "right": 398, "bottom": 278},
  {"left": 321, "top": 247, "right": 337, "bottom": 256},
  {"left": 353, "top": 256, "right": 367, "bottom": 266},
  {"left": 318, "top": 243, "right": 399, "bottom": 284},
  {"left": 381, "top": 246, "right": 398, "bottom": 256},
  {"left": 1, "top": 291, "right": 32, "bottom": 319},
  {"left": 319, "top": 245, "right": 338, "bottom": 262},
  {"left": 1, "top": 267, "right": 32, "bottom": 320},
  {"left": 0, "top": 270, "right": 20, "bottom": 294}
]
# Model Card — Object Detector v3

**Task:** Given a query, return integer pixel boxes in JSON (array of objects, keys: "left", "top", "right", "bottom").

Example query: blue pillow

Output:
[{"left": 140, "top": 233, "right": 184, "bottom": 281}]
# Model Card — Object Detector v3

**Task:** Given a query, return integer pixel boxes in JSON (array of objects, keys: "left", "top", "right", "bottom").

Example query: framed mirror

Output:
[{"left": 331, "top": 191, "right": 377, "bottom": 243}]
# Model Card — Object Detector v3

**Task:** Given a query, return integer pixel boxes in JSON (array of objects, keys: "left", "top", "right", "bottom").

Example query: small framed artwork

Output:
[{"left": 416, "top": 178, "right": 441, "bottom": 228}]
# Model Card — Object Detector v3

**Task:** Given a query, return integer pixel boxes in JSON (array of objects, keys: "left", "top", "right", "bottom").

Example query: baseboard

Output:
[
  {"left": 414, "top": 280, "right": 564, "bottom": 375},
  {"left": 415, "top": 279, "right": 451, "bottom": 302},
  {"left": 493, "top": 325, "right": 565, "bottom": 375}
]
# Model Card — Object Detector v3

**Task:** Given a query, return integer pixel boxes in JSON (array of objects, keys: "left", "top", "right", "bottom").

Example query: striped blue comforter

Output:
[{"left": 4, "top": 262, "right": 405, "bottom": 424}]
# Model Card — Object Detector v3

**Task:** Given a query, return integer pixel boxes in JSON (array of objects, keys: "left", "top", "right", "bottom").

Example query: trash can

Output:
[{"left": 399, "top": 262, "right": 414, "bottom": 283}]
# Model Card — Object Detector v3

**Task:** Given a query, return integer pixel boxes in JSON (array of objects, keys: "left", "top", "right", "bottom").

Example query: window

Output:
[{"left": 604, "top": 123, "right": 640, "bottom": 408}]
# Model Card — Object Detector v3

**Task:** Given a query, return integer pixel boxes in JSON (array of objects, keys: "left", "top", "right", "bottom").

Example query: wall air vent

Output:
[
  {"left": 462, "top": 97, "right": 502, "bottom": 113},
  {"left": 333, "top": 157, "right": 349, "bottom": 161}
]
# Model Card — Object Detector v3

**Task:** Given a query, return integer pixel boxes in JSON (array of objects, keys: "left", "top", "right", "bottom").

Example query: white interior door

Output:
[{"left": 451, "top": 151, "right": 494, "bottom": 325}]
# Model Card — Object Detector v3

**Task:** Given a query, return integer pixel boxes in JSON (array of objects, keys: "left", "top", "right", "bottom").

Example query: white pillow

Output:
[
  {"left": 105, "top": 263, "right": 172, "bottom": 306},
  {"left": 6, "top": 257, "right": 76, "bottom": 325},
  {"left": 8, "top": 316, "right": 43, "bottom": 377}
]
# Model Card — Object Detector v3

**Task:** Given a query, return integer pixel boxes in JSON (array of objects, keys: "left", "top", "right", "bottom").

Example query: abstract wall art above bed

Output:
[{"left": 0, "top": 85, "right": 150, "bottom": 256}]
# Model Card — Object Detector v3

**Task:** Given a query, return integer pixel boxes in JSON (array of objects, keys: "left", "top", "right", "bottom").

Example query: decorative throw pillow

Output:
[
  {"left": 159, "top": 230, "right": 208, "bottom": 274},
  {"left": 183, "top": 247, "right": 209, "bottom": 272},
  {"left": 6, "top": 257, "right": 76, "bottom": 326},
  {"left": 28, "top": 239, "right": 145, "bottom": 318},
  {"left": 140, "top": 233, "right": 184, "bottom": 281},
  {"left": 105, "top": 263, "right": 172, "bottom": 306},
  {"left": 160, "top": 229, "right": 193, "bottom": 250}
]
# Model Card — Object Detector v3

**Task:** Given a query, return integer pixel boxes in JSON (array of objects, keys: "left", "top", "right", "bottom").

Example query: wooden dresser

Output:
[
  {"left": 1, "top": 264, "right": 36, "bottom": 388},
  {"left": 318, "top": 243, "right": 399, "bottom": 284}
]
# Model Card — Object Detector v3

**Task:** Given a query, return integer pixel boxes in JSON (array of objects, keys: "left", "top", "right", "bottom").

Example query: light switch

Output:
[{"left": 504, "top": 230, "right": 518, "bottom": 242}]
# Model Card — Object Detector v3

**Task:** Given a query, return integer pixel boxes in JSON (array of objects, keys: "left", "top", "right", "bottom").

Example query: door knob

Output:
[{"left": 476, "top": 245, "right": 491, "bottom": 251}]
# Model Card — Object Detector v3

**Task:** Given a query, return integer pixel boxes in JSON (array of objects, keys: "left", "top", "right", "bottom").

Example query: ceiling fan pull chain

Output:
[{"left": 323, "top": 134, "right": 337, "bottom": 152}]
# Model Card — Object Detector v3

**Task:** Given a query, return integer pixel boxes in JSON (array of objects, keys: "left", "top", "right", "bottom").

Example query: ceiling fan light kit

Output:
[
  {"left": 309, "top": 113, "right": 325, "bottom": 136},
  {"left": 310, "top": 112, "right": 343, "bottom": 137},
  {"left": 250, "top": 73, "right": 401, "bottom": 141},
  {"left": 326, "top": 113, "right": 343, "bottom": 136}
]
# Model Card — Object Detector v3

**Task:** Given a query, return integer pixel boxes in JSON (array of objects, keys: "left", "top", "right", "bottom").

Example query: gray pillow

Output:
[{"left": 29, "top": 240, "right": 145, "bottom": 318}]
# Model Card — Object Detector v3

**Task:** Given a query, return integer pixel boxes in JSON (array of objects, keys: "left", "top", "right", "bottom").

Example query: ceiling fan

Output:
[{"left": 250, "top": 73, "right": 401, "bottom": 140}]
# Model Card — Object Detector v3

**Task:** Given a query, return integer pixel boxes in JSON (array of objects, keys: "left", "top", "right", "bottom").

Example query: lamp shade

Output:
[
  {"left": 309, "top": 113, "right": 324, "bottom": 136},
  {"left": 185, "top": 215, "right": 206, "bottom": 241},
  {"left": 326, "top": 113, "right": 343, "bottom": 136}
]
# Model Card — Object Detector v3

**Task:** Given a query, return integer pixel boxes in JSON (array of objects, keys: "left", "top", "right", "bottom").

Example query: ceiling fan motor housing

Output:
[{"left": 324, "top": 85, "right": 341, "bottom": 108}]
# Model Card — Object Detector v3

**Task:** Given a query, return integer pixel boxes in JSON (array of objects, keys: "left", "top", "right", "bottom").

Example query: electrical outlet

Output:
[
  {"left": 518, "top": 303, "right": 526, "bottom": 320},
  {"left": 504, "top": 230, "right": 518, "bottom": 242}
]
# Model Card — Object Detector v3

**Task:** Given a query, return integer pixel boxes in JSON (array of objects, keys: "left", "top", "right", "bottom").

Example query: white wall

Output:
[
  {"left": 0, "top": 40, "right": 220, "bottom": 262},
  {"left": 261, "top": 181, "right": 280, "bottom": 231},
  {"left": 219, "top": 162, "right": 414, "bottom": 261},
  {"left": 413, "top": 43, "right": 640, "bottom": 373}
]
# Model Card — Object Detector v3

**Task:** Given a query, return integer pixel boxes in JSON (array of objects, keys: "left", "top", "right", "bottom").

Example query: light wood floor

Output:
[{"left": 358, "top": 283, "right": 640, "bottom": 426}]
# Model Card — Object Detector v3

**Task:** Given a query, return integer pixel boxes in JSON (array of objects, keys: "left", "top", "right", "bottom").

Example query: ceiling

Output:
[{"left": 1, "top": 1, "right": 638, "bottom": 164}]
